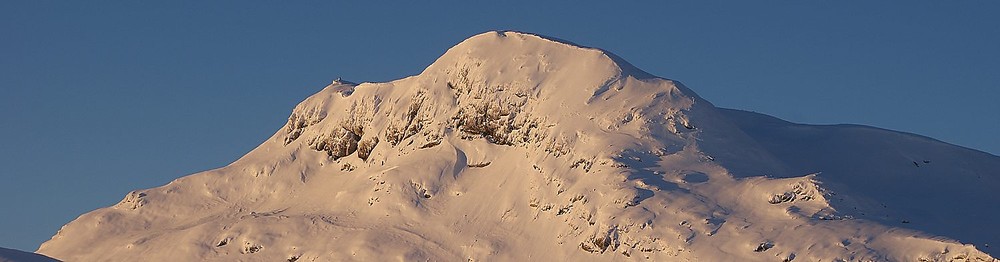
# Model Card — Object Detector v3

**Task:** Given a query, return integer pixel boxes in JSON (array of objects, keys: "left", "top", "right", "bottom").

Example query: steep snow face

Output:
[{"left": 38, "top": 31, "right": 997, "bottom": 261}]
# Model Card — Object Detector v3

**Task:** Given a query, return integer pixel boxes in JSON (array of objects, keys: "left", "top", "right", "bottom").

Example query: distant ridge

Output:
[{"left": 0, "top": 247, "right": 59, "bottom": 262}]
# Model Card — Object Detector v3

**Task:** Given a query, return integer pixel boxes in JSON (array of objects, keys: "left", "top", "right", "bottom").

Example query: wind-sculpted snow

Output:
[{"left": 38, "top": 31, "right": 997, "bottom": 261}]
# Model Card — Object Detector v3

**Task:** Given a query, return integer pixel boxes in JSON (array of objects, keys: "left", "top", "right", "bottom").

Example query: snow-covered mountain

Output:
[{"left": 37, "top": 31, "right": 998, "bottom": 261}]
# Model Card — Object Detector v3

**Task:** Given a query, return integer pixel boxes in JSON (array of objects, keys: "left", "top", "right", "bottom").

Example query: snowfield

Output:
[{"left": 38, "top": 31, "right": 998, "bottom": 261}]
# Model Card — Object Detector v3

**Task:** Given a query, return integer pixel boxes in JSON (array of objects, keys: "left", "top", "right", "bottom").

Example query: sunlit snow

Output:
[{"left": 37, "top": 31, "right": 998, "bottom": 261}]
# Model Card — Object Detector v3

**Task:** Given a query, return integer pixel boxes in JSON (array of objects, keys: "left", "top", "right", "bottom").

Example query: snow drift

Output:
[{"left": 38, "top": 31, "right": 998, "bottom": 261}]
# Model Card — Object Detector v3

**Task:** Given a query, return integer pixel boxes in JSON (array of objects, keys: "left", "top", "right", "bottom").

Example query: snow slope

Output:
[
  {"left": 38, "top": 31, "right": 998, "bottom": 261},
  {"left": 719, "top": 109, "right": 1000, "bottom": 254},
  {"left": 0, "top": 247, "right": 59, "bottom": 262}
]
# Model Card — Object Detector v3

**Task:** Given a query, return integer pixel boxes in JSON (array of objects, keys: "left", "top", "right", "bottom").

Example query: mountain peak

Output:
[
  {"left": 37, "top": 31, "right": 998, "bottom": 262},
  {"left": 424, "top": 31, "right": 653, "bottom": 80}
]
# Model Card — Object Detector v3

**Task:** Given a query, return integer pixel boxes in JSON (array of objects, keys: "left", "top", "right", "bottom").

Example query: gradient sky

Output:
[{"left": 2, "top": 1, "right": 998, "bottom": 252}]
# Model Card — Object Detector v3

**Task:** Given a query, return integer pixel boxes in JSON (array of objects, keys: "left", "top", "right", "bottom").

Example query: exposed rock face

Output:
[{"left": 38, "top": 31, "right": 998, "bottom": 261}]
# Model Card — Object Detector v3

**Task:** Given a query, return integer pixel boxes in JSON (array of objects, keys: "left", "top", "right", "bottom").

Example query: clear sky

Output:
[{"left": 1, "top": 1, "right": 997, "bottom": 252}]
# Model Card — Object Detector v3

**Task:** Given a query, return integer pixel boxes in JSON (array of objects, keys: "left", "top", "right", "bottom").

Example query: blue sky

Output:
[{"left": 1, "top": 1, "right": 997, "bottom": 251}]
